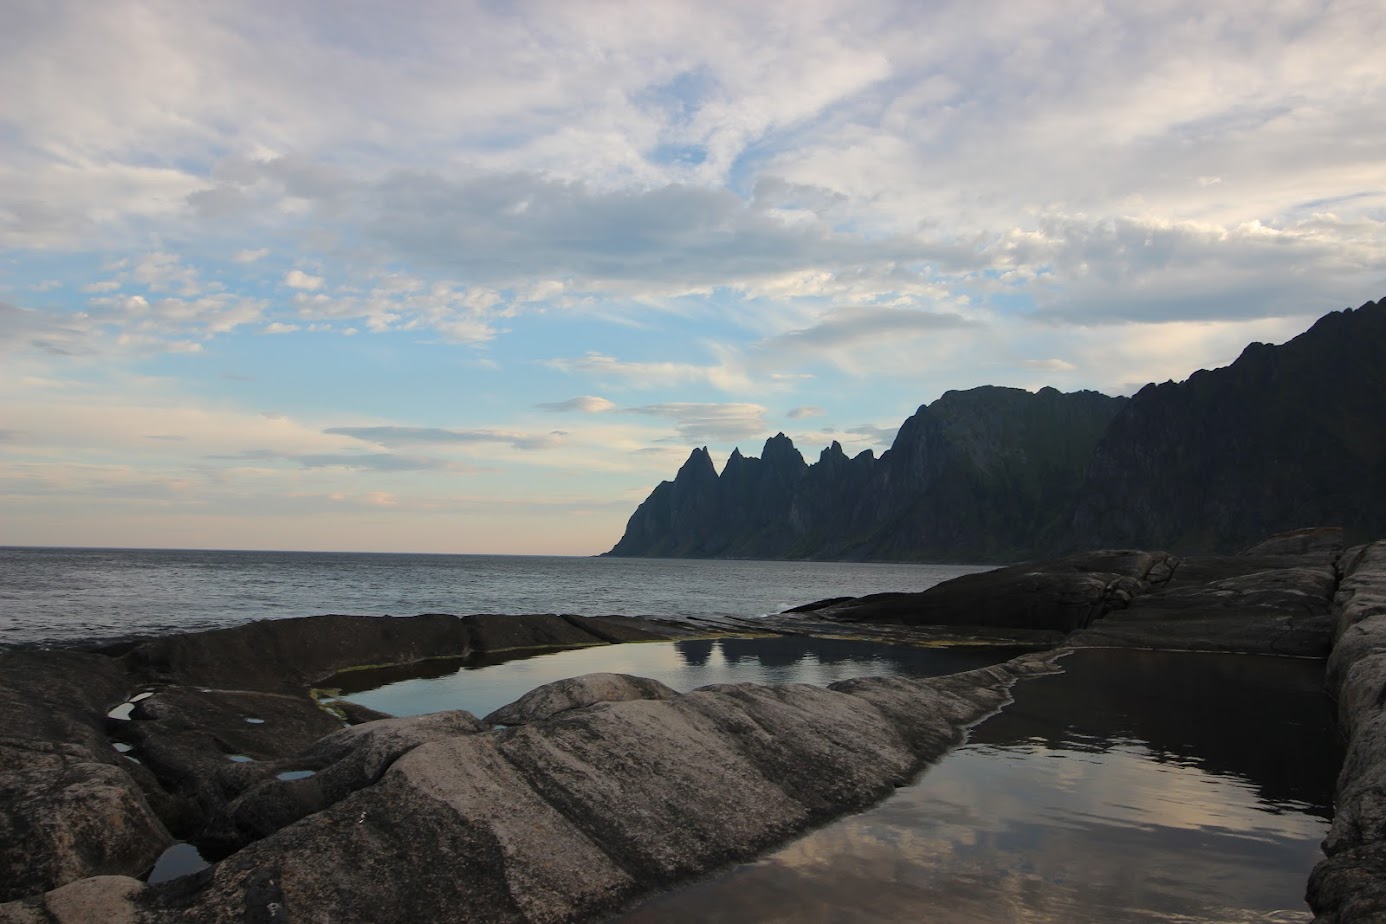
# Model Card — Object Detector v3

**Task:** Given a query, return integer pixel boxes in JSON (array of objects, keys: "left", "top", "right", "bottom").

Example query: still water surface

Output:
[
  {"left": 614, "top": 648, "right": 1340, "bottom": 923},
  {"left": 334, "top": 636, "right": 1027, "bottom": 720}
]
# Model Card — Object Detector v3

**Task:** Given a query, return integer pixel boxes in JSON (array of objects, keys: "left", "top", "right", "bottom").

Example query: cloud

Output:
[
  {"left": 286, "top": 275, "right": 501, "bottom": 344},
  {"left": 233, "top": 248, "right": 269, "bottom": 263},
  {"left": 764, "top": 306, "right": 978, "bottom": 353},
  {"left": 545, "top": 351, "right": 752, "bottom": 392},
  {"left": 263, "top": 322, "right": 299, "bottom": 334},
  {"left": 846, "top": 424, "right": 899, "bottom": 447},
  {"left": 324, "top": 425, "right": 564, "bottom": 451},
  {"left": 1022, "top": 358, "right": 1078, "bottom": 373},
  {"left": 214, "top": 449, "right": 448, "bottom": 472},
  {"left": 537, "top": 396, "right": 617, "bottom": 413},
  {"left": 284, "top": 270, "right": 325, "bottom": 291},
  {"left": 620, "top": 402, "right": 769, "bottom": 442},
  {"left": 132, "top": 252, "right": 201, "bottom": 295},
  {"left": 787, "top": 406, "right": 824, "bottom": 419}
]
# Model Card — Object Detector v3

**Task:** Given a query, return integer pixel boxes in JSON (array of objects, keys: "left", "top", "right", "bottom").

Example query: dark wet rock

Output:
[
  {"left": 0, "top": 650, "right": 172, "bottom": 901},
  {"left": 116, "top": 686, "right": 347, "bottom": 849},
  {"left": 483, "top": 672, "right": 677, "bottom": 725},
  {"left": 788, "top": 534, "right": 1341, "bottom": 656},
  {"left": 1308, "top": 541, "right": 1386, "bottom": 921},
  {"left": 795, "top": 549, "right": 1176, "bottom": 633},
  {"left": 122, "top": 613, "right": 473, "bottom": 693},
  {"left": 121, "top": 612, "right": 690, "bottom": 694},
  {"left": 1068, "top": 563, "right": 1338, "bottom": 656},
  {"left": 0, "top": 875, "right": 146, "bottom": 924},
  {"left": 135, "top": 655, "right": 1063, "bottom": 922},
  {"left": 1239, "top": 526, "right": 1344, "bottom": 559}
]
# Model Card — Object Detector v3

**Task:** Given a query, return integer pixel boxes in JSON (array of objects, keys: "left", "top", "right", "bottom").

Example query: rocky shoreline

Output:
[{"left": 3, "top": 527, "right": 1384, "bottom": 921}]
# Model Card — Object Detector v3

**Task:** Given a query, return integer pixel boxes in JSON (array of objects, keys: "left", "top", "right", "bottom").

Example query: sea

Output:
[{"left": 0, "top": 546, "right": 988, "bottom": 649}]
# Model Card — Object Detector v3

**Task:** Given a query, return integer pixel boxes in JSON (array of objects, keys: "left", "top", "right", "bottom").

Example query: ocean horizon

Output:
[{"left": 0, "top": 545, "right": 989, "bottom": 650}]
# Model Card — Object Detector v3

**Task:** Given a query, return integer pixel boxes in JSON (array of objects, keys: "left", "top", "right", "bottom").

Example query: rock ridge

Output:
[{"left": 1306, "top": 540, "right": 1386, "bottom": 921}]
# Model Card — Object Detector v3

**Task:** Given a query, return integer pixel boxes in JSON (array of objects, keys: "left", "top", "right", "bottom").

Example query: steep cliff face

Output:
[
  {"left": 606, "top": 298, "right": 1386, "bottom": 561},
  {"left": 864, "top": 386, "right": 1127, "bottom": 559},
  {"left": 1067, "top": 298, "right": 1386, "bottom": 551},
  {"left": 606, "top": 447, "right": 721, "bottom": 556}
]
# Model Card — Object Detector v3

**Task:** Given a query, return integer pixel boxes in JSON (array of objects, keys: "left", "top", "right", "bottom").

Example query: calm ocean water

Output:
[{"left": 0, "top": 547, "right": 987, "bottom": 649}]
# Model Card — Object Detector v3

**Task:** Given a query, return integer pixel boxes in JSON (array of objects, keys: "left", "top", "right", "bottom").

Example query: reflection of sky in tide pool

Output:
[
  {"left": 336, "top": 637, "right": 1022, "bottom": 720},
  {"left": 616, "top": 649, "right": 1342, "bottom": 923}
]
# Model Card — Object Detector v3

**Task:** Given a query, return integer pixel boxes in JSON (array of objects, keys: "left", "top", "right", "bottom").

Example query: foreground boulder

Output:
[
  {"left": 1308, "top": 540, "right": 1386, "bottom": 921},
  {"left": 0, "top": 612, "right": 700, "bottom": 904},
  {"left": 0, "top": 650, "right": 173, "bottom": 902},
  {"left": 483, "top": 672, "right": 678, "bottom": 725}
]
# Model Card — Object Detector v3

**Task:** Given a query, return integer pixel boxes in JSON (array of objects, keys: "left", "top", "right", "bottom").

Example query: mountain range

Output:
[{"left": 605, "top": 297, "right": 1386, "bottom": 561}]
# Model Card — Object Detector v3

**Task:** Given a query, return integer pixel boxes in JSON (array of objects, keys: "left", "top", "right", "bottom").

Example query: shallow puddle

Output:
[
  {"left": 145, "top": 842, "right": 210, "bottom": 884},
  {"left": 335, "top": 636, "right": 1029, "bottom": 719},
  {"left": 614, "top": 649, "right": 1341, "bottom": 923},
  {"left": 276, "top": 770, "right": 316, "bottom": 781}
]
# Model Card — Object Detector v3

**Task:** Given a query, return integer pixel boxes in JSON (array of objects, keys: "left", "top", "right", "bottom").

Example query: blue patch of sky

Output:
[
  {"left": 983, "top": 288, "right": 1040, "bottom": 317},
  {"left": 146, "top": 329, "right": 520, "bottom": 425},
  {"left": 1290, "top": 190, "right": 1384, "bottom": 213},
  {"left": 635, "top": 69, "right": 718, "bottom": 127},
  {"left": 0, "top": 253, "right": 112, "bottom": 308},
  {"left": 649, "top": 143, "right": 707, "bottom": 167}
]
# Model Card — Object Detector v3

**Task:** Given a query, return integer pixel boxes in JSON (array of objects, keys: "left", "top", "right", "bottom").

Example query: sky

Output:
[{"left": 2, "top": 0, "right": 1384, "bottom": 555}]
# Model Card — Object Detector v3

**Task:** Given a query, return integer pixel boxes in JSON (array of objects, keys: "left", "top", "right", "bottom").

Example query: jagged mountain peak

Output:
[{"left": 673, "top": 446, "right": 716, "bottom": 482}]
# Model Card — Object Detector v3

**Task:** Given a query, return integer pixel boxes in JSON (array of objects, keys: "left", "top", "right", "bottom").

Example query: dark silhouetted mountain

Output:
[
  {"left": 607, "top": 387, "right": 1125, "bottom": 561},
  {"left": 1067, "top": 297, "right": 1386, "bottom": 552},
  {"left": 605, "top": 297, "right": 1386, "bottom": 561}
]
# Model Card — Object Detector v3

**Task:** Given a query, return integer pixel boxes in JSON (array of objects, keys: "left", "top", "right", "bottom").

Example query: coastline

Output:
[{"left": 2, "top": 529, "right": 1383, "bottom": 921}]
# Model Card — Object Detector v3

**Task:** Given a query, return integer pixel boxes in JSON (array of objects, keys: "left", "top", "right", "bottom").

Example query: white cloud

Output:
[
  {"left": 787, "top": 406, "right": 824, "bottom": 419},
  {"left": 284, "top": 269, "right": 324, "bottom": 291},
  {"left": 325, "top": 425, "right": 565, "bottom": 452},
  {"left": 546, "top": 350, "right": 754, "bottom": 393},
  {"left": 537, "top": 396, "right": 617, "bottom": 414},
  {"left": 620, "top": 402, "right": 769, "bottom": 443}
]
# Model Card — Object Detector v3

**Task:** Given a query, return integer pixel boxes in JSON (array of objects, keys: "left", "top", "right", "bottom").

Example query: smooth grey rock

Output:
[
  {"left": 483, "top": 672, "right": 677, "bottom": 725},
  {"left": 223, "top": 710, "right": 487, "bottom": 845},
  {"left": 140, "top": 655, "right": 1065, "bottom": 922},
  {"left": 0, "top": 764, "right": 170, "bottom": 904},
  {"left": 1309, "top": 540, "right": 1386, "bottom": 921},
  {"left": 0, "top": 875, "right": 145, "bottom": 924}
]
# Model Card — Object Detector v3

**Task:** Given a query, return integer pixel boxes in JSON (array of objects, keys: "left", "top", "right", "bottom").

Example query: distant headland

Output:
[{"left": 606, "top": 297, "right": 1386, "bottom": 562}]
